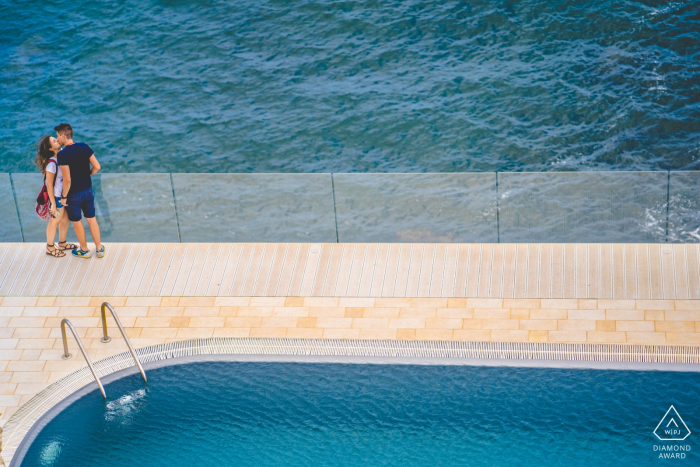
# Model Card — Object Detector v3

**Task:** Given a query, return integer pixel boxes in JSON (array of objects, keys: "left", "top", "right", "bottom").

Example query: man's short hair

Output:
[{"left": 54, "top": 123, "right": 73, "bottom": 139}]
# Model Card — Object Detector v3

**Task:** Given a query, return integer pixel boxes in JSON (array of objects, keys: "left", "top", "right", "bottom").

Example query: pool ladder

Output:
[{"left": 60, "top": 302, "right": 147, "bottom": 399}]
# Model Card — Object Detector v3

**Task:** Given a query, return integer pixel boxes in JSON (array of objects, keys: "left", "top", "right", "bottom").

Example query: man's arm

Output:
[
  {"left": 89, "top": 154, "right": 100, "bottom": 175},
  {"left": 60, "top": 165, "right": 71, "bottom": 201}
]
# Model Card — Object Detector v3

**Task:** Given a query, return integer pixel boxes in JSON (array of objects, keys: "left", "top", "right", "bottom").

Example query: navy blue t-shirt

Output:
[{"left": 57, "top": 143, "right": 93, "bottom": 195}]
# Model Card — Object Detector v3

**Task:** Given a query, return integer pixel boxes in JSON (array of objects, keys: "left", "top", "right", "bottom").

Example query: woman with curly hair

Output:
[{"left": 36, "top": 135, "right": 77, "bottom": 257}]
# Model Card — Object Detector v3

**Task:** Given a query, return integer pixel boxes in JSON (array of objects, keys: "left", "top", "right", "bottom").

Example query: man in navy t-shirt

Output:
[{"left": 55, "top": 123, "right": 105, "bottom": 259}]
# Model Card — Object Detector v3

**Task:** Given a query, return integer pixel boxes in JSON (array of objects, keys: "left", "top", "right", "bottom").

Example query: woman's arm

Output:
[
  {"left": 46, "top": 171, "right": 57, "bottom": 214},
  {"left": 89, "top": 154, "right": 100, "bottom": 175},
  {"left": 60, "top": 165, "right": 71, "bottom": 204}
]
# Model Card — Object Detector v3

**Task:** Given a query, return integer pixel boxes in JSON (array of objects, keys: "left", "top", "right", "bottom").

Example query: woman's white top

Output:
[{"left": 45, "top": 157, "right": 63, "bottom": 199}]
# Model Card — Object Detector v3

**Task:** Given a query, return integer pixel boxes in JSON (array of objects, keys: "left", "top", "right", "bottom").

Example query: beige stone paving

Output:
[{"left": 1, "top": 295, "right": 700, "bottom": 424}]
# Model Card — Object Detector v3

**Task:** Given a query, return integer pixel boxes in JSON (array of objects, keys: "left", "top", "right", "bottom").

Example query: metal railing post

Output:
[
  {"left": 60, "top": 319, "right": 106, "bottom": 399},
  {"left": 100, "top": 302, "right": 148, "bottom": 383}
]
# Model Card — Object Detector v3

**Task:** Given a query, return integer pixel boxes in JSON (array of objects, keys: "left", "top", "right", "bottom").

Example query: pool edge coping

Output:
[{"left": 4, "top": 337, "right": 700, "bottom": 465}]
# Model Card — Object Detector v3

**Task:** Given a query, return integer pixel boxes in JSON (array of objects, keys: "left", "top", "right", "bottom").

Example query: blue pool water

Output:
[
  {"left": 1, "top": 0, "right": 699, "bottom": 174},
  {"left": 18, "top": 362, "right": 700, "bottom": 466}
]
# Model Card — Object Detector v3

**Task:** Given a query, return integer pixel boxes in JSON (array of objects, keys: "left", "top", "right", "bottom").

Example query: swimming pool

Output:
[{"left": 14, "top": 359, "right": 700, "bottom": 466}]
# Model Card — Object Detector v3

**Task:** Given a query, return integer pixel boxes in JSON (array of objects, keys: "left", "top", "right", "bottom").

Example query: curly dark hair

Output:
[{"left": 35, "top": 135, "right": 54, "bottom": 174}]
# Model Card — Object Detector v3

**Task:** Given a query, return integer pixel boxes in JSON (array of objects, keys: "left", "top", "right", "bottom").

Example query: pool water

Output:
[{"left": 19, "top": 362, "right": 700, "bottom": 466}]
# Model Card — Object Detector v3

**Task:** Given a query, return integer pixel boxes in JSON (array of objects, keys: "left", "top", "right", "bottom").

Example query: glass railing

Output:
[{"left": 1, "top": 172, "right": 698, "bottom": 243}]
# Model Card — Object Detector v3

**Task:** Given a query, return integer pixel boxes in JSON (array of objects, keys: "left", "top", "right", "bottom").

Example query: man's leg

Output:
[
  {"left": 86, "top": 217, "right": 102, "bottom": 251},
  {"left": 72, "top": 220, "right": 89, "bottom": 251}
]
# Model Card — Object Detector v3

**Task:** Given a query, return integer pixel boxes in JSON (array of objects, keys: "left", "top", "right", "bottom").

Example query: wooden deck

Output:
[{"left": 0, "top": 243, "right": 698, "bottom": 299}]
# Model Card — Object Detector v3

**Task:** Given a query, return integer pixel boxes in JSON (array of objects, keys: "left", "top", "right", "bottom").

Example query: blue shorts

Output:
[
  {"left": 55, "top": 199, "right": 63, "bottom": 209},
  {"left": 66, "top": 188, "right": 96, "bottom": 222}
]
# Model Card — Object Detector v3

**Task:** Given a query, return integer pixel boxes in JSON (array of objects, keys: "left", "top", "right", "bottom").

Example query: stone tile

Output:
[
  {"left": 374, "top": 298, "right": 412, "bottom": 307},
  {"left": 635, "top": 300, "right": 674, "bottom": 310},
  {"left": 250, "top": 297, "right": 287, "bottom": 307},
  {"left": 170, "top": 317, "right": 191, "bottom": 327},
  {"left": 466, "top": 298, "right": 503, "bottom": 308},
  {"left": 225, "top": 317, "right": 263, "bottom": 328},
  {"left": 491, "top": 330, "right": 529, "bottom": 342},
  {"left": 437, "top": 308, "right": 473, "bottom": 319},
  {"left": 14, "top": 383, "right": 51, "bottom": 395},
  {"left": 134, "top": 317, "right": 172, "bottom": 328},
  {"left": 54, "top": 297, "right": 91, "bottom": 307},
  {"left": 179, "top": 297, "right": 216, "bottom": 306},
  {"left": 213, "top": 297, "right": 251, "bottom": 306},
  {"left": 447, "top": 298, "right": 467, "bottom": 308},
  {"left": 182, "top": 306, "right": 221, "bottom": 317},
  {"left": 286, "top": 328, "right": 324, "bottom": 339},
  {"left": 461, "top": 319, "right": 483, "bottom": 330},
  {"left": 213, "top": 328, "right": 251, "bottom": 338},
  {"left": 175, "top": 328, "right": 214, "bottom": 339},
  {"left": 315, "top": 318, "right": 353, "bottom": 329},
  {"left": 597, "top": 299, "right": 635, "bottom": 310},
  {"left": 344, "top": 307, "right": 365, "bottom": 318},
  {"left": 21, "top": 307, "right": 59, "bottom": 317},
  {"left": 0, "top": 308, "right": 26, "bottom": 317},
  {"left": 410, "top": 298, "right": 448, "bottom": 308},
  {"left": 125, "top": 297, "right": 163, "bottom": 307},
  {"left": 7, "top": 361, "right": 45, "bottom": 372},
  {"left": 351, "top": 318, "right": 389, "bottom": 329},
  {"left": 12, "top": 328, "right": 51, "bottom": 339},
  {"left": 361, "top": 307, "right": 399, "bottom": 318},
  {"left": 338, "top": 298, "right": 375, "bottom": 307},
  {"left": 139, "top": 328, "right": 179, "bottom": 339},
  {"left": 644, "top": 310, "right": 665, "bottom": 321},
  {"left": 16, "top": 339, "right": 56, "bottom": 350},
  {"left": 519, "top": 320, "right": 557, "bottom": 331},
  {"left": 249, "top": 327, "right": 287, "bottom": 338},
  {"left": 568, "top": 310, "right": 605, "bottom": 320},
  {"left": 1, "top": 298, "right": 38, "bottom": 307},
  {"left": 388, "top": 318, "right": 426, "bottom": 329},
  {"left": 396, "top": 329, "right": 416, "bottom": 340},
  {"left": 0, "top": 350, "right": 22, "bottom": 360},
  {"left": 558, "top": 320, "right": 596, "bottom": 331},
  {"left": 627, "top": 332, "right": 666, "bottom": 345},
  {"left": 0, "top": 383, "right": 18, "bottom": 395},
  {"left": 61, "top": 307, "right": 99, "bottom": 317},
  {"left": 541, "top": 299, "right": 578, "bottom": 309},
  {"left": 548, "top": 331, "right": 587, "bottom": 343},
  {"left": 261, "top": 317, "right": 298, "bottom": 328},
  {"left": 578, "top": 299, "right": 597, "bottom": 309},
  {"left": 425, "top": 318, "right": 463, "bottom": 329},
  {"left": 10, "top": 372, "right": 50, "bottom": 383},
  {"left": 36, "top": 297, "right": 56, "bottom": 306},
  {"left": 654, "top": 321, "right": 695, "bottom": 333},
  {"left": 615, "top": 320, "right": 654, "bottom": 332},
  {"left": 587, "top": 331, "right": 626, "bottom": 343},
  {"left": 358, "top": 328, "right": 397, "bottom": 339},
  {"left": 284, "top": 297, "right": 305, "bottom": 307},
  {"left": 0, "top": 340, "right": 19, "bottom": 350},
  {"left": 595, "top": 320, "right": 616, "bottom": 332},
  {"left": 303, "top": 297, "right": 340, "bottom": 307},
  {"left": 297, "top": 317, "right": 317, "bottom": 328},
  {"left": 481, "top": 319, "right": 519, "bottom": 330},
  {"left": 89, "top": 297, "right": 127, "bottom": 307},
  {"left": 503, "top": 299, "right": 540, "bottom": 308},
  {"left": 147, "top": 306, "right": 185, "bottom": 317},
  {"left": 272, "top": 307, "right": 309, "bottom": 317},
  {"left": 473, "top": 309, "right": 510, "bottom": 319},
  {"left": 675, "top": 300, "right": 700, "bottom": 311},
  {"left": 510, "top": 309, "right": 530, "bottom": 320},
  {"left": 103, "top": 306, "right": 148, "bottom": 317},
  {"left": 605, "top": 310, "right": 644, "bottom": 321},
  {"left": 218, "top": 307, "right": 239, "bottom": 316},
  {"left": 453, "top": 330, "right": 491, "bottom": 341},
  {"left": 529, "top": 309, "right": 568, "bottom": 320},
  {"left": 308, "top": 307, "right": 346, "bottom": 318},
  {"left": 236, "top": 306, "right": 274, "bottom": 317},
  {"left": 528, "top": 330, "right": 548, "bottom": 342},
  {"left": 322, "top": 328, "right": 361, "bottom": 339},
  {"left": 665, "top": 310, "right": 700, "bottom": 321},
  {"left": 189, "top": 317, "right": 226, "bottom": 328},
  {"left": 415, "top": 329, "right": 453, "bottom": 341}
]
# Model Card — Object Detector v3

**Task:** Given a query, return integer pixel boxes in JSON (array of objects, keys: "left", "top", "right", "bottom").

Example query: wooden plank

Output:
[
  {"left": 440, "top": 244, "right": 459, "bottom": 297},
  {"left": 181, "top": 244, "right": 210, "bottom": 296},
  {"left": 80, "top": 243, "right": 114, "bottom": 297},
  {"left": 611, "top": 244, "right": 624, "bottom": 300},
  {"left": 346, "top": 243, "right": 367, "bottom": 297},
  {"left": 539, "top": 244, "right": 552, "bottom": 299},
  {"left": 194, "top": 244, "right": 221, "bottom": 296},
  {"left": 636, "top": 244, "right": 650, "bottom": 300},
  {"left": 477, "top": 244, "right": 493, "bottom": 298},
  {"left": 217, "top": 243, "right": 244, "bottom": 296},
  {"left": 512, "top": 244, "right": 526, "bottom": 299},
  {"left": 135, "top": 243, "right": 166, "bottom": 296},
  {"left": 673, "top": 244, "right": 689, "bottom": 300},
  {"left": 99, "top": 244, "right": 132, "bottom": 296},
  {"left": 526, "top": 244, "right": 541, "bottom": 299},
  {"left": 333, "top": 243, "right": 355, "bottom": 296},
  {"left": 168, "top": 243, "right": 199, "bottom": 296},
  {"left": 660, "top": 244, "right": 675, "bottom": 299},
  {"left": 392, "top": 244, "right": 413, "bottom": 297},
  {"left": 502, "top": 244, "right": 517, "bottom": 299},
  {"left": 417, "top": 244, "right": 435, "bottom": 297},
  {"left": 563, "top": 244, "right": 575, "bottom": 299},
  {"left": 276, "top": 244, "right": 300, "bottom": 297},
  {"left": 112, "top": 244, "right": 144, "bottom": 296},
  {"left": 42, "top": 246, "right": 77, "bottom": 296},
  {"left": 300, "top": 244, "right": 323, "bottom": 296},
  {"left": 311, "top": 244, "right": 334, "bottom": 296},
  {"left": 229, "top": 244, "right": 256, "bottom": 296},
  {"left": 124, "top": 244, "right": 156, "bottom": 296},
  {"left": 323, "top": 243, "right": 344, "bottom": 296},
  {"left": 253, "top": 243, "right": 278, "bottom": 296},
  {"left": 148, "top": 244, "right": 177, "bottom": 296},
  {"left": 66, "top": 252, "right": 100, "bottom": 297},
  {"left": 0, "top": 243, "right": 20, "bottom": 292},
  {"left": 371, "top": 244, "right": 390, "bottom": 297},
  {"left": 358, "top": 244, "right": 378, "bottom": 297},
  {"left": 624, "top": 244, "right": 637, "bottom": 300},
  {"left": 575, "top": 244, "right": 588, "bottom": 299},
  {"left": 240, "top": 243, "right": 267, "bottom": 296},
  {"left": 21, "top": 247, "right": 51, "bottom": 296},
  {"left": 157, "top": 243, "right": 189, "bottom": 296},
  {"left": 429, "top": 244, "right": 446, "bottom": 298},
  {"left": 288, "top": 244, "right": 310, "bottom": 296},
  {"left": 687, "top": 244, "right": 700, "bottom": 300},
  {"left": 0, "top": 243, "right": 33, "bottom": 296},
  {"left": 599, "top": 244, "right": 613, "bottom": 300},
  {"left": 405, "top": 244, "right": 423, "bottom": 297},
  {"left": 454, "top": 244, "right": 470, "bottom": 297},
  {"left": 8, "top": 244, "right": 43, "bottom": 296},
  {"left": 550, "top": 244, "right": 564, "bottom": 299},
  {"left": 264, "top": 243, "right": 287, "bottom": 296},
  {"left": 465, "top": 244, "right": 481, "bottom": 297},
  {"left": 587, "top": 244, "right": 600, "bottom": 300},
  {"left": 648, "top": 244, "right": 663, "bottom": 300},
  {"left": 489, "top": 243, "right": 505, "bottom": 298}
]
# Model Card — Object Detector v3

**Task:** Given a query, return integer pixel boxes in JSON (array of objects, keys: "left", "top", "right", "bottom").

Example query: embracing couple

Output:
[{"left": 35, "top": 123, "right": 105, "bottom": 259}]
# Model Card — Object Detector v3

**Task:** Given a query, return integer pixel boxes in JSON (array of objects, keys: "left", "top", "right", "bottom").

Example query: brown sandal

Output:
[
  {"left": 46, "top": 244, "right": 66, "bottom": 258},
  {"left": 57, "top": 241, "right": 78, "bottom": 251}
]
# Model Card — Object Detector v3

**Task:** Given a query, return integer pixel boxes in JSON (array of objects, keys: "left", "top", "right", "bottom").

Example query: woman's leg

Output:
[
  {"left": 46, "top": 212, "right": 64, "bottom": 257},
  {"left": 57, "top": 208, "right": 77, "bottom": 250}
]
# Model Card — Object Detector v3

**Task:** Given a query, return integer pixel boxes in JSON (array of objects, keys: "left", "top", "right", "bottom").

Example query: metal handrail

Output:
[
  {"left": 60, "top": 319, "right": 106, "bottom": 399},
  {"left": 100, "top": 302, "right": 147, "bottom": 383}
]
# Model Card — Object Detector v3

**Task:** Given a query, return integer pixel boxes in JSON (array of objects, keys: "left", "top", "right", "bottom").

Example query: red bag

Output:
[{"left": 35, "top": 160, "right": 56, "bottom": 221}]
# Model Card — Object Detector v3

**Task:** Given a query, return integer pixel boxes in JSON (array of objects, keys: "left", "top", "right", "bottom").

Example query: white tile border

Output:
[{"left": 4, "top": 338, "right": 700, "bottom": 465}]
